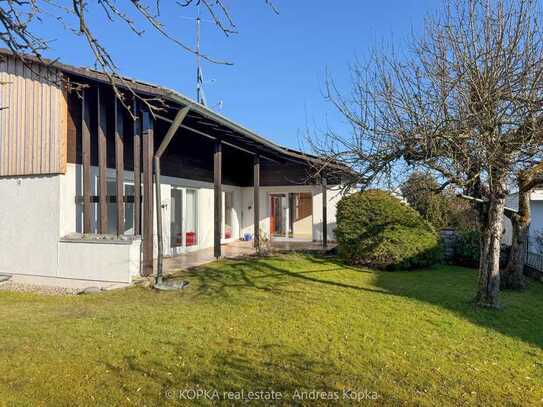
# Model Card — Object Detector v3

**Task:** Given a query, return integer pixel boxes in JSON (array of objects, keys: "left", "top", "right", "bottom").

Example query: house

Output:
[
  {"left": 503, "top": 188, "right": 543, "bottom": 251},
  {"left": 0, "top": 50, "right": 349, "bottom": 287}
]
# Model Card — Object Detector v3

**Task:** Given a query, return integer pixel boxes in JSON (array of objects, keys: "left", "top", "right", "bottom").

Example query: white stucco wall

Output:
[
  {"left": 0, "top": 175, "right": 62, "bottom": 277},
  {"left": 502, "top": 191, "right": 543, "bottom": 251},
  {"left": 0, "top": 168, "right": 142, "bottom": 284},
  {"left": 528, "top": 201, "right": 543, "bottom": 251},
  {"left": 313, "top": 185, "right": 343, "bottom": 242},
  {"left": 58, "top": 238, "right": 141, "bottom": 282}
]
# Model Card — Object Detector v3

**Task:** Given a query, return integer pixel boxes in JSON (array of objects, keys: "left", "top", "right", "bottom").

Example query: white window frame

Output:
[{"left": 183, "top": 188, "right": 200, "bottom": 252}]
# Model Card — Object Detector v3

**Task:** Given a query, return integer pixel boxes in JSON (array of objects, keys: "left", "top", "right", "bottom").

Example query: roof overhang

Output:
[{"left": 0, "top": 48, "right": 352, "bottom": 176}]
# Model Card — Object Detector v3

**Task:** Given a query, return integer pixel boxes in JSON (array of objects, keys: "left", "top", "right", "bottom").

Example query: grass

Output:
[{"left": 1, "top": 254, "right": 542, "bottom": 406}]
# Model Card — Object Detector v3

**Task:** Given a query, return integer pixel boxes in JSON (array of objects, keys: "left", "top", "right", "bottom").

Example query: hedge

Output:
[
  {"left": 453, "top": 229, "right": 480, "bottom": 268},
  {"left": 335, "top": 190, "right": 442, "bottom": 270}
]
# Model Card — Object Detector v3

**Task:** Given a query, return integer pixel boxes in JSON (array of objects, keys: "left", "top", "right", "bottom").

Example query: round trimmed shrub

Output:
[{"left": 336, "top": 190, "right": 442, "bottom": 270}]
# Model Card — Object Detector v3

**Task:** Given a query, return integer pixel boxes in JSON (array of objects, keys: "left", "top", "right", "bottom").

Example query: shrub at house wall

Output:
[
  {"left": 451, "top": 229, "right": 509, "bottom": 269},
  {"left": 452, "top": 230, "right": 480, "bottom": 268},
  {"left": 336, "top": 190, "right": 442, "bottom": 270}
]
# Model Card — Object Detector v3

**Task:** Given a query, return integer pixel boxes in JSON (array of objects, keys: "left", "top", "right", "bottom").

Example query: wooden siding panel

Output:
[
  {"left": 0, "top": 56, "right": 7, "bottom": 175},
  {"left": 8, "top": 56, "right": 16, "bottom": 175},
  {"left": 58, "top": 89, "right": 68, "bottom": 174},
  {"left": 0, "top": 55, "right": 66, "bottom": 176},
  {"left": 32, "top": 64, "right": 40, "bottom": 173},
  {"left": 24, "top": 63, "right": 33, "bottom": 174}
]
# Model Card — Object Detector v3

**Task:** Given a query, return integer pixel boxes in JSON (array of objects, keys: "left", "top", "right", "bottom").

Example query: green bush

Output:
[
  {"left": 336, "top": 190, "right": 442, "bottom": 270},
  {"left": 453, "top": 230, "right": 480, "bottom": 268}
]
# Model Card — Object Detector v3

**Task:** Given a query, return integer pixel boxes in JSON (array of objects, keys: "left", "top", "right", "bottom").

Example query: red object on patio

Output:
[{"left": 186, "top": 232, "right": 197, "bottom": 247}]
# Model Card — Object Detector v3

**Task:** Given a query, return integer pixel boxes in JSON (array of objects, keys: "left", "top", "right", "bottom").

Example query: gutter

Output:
[{"left": 457, "top": 194, "right": 518, "bottom": 214}]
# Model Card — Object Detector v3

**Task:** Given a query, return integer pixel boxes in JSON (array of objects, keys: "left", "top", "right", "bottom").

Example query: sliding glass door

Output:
[
  {"left": 270, "top": 193, "right": 313, "bottom": 240},
  {"left": 170, "top": 188, "right": 183, "bottom": 247},
  {"left": 224, "top": 191, "right": 234, "bottom": 240},
  {"left": 270, "top": 194, "right": 288, "bottom": 237},
  {"left": 169, "top": 188, "right": 198, "bottom": 251},
  {"left": 185, "top": 189, "right": 198, "bottom": 247}
]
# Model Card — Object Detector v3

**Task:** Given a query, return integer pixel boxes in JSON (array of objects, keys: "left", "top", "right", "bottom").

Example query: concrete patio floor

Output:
[{"left": 163, "top": 240, "right": 336, "bottom": 273}]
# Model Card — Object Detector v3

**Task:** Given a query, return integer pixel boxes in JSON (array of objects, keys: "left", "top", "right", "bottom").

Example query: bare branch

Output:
[{"left": 0, "top": 0, "right": 276, "bottom": 110}]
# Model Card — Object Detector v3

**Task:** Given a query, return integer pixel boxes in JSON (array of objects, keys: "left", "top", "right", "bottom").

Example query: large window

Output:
[
  {"left": 170, "top": 188, "right": 183, "bottom": 247},
  {"left": 124, "top": 184, "right": 135, "bottom": 235},
  {"left": 185, "top": 189, "right": 198, "bottom": 247},
  {"left": 107, "top": 180, "right": 135, "bottom": 235},
  {"left": 271, "top": 193, "right": 312, "bottom": 240},
  {"left": 224, "top": 191, "right": 234, "bottom": 239}
]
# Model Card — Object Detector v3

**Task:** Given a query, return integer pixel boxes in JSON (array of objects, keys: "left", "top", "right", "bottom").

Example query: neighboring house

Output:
[
  {"left": 0, "top": 50, "right": 348, "bottom": 286},
  {"left": 389, "top": 188, "right": 408, "bottom": 205},
  {"left": 503, "top": 189, "right": 543, "bottom": 251}
]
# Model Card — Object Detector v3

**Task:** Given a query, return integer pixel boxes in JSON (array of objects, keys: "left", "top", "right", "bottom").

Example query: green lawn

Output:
[{"left": 1, "top": 254, "right": 542, "bottom": 406}]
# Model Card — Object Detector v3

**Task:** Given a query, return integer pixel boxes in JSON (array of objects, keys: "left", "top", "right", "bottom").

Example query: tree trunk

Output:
[
  {"left": 501, "top": 188, "right": 528, "bottom": 290},
  {"left": 475, "top": 182, "right": 506, "bottom": 308}
]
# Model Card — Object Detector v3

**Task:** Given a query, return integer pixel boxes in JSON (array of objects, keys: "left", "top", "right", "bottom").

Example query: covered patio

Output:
[{"left": 163, "top": 240, "right": 337, "bottom": 273}]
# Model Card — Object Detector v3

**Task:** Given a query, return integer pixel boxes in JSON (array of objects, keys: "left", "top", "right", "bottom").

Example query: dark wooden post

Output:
[
  {"left": 154, "top": 157, "right": 163, "bottom": 283},
  {"left": 97, "top": 87, "right": 108, "bottom": 234},
  {"left": 322, "top": 177, "right": 328, "bottom": 248},
  {"left": 253, "top": 154, "right": 260, "bottom": 251},
  {"left": 81, "top": 89, "right": 92, "bottom": 234},
  {"left": 214, "top": 139, "right": 222, "bottom": 259},
  {"left": 133, "top": 99, "right": 142, "bottom": 236},
  {"left": 114, "top": 98, "right": 124, "bottom": 236},
  {"left": 142, "top": 111, "right": 154, "bottom": 276},
  {"left": 154, "top": 106, "right": 190, "bottom": 282}
]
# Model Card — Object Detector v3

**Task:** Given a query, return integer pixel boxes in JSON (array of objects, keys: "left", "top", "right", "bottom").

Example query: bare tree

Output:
[
  {"left": 309, "top": 0, "right": 543, "bottom": 308},
  {"left": 0, "top": 1, "right": 277, "bottom": 111}
]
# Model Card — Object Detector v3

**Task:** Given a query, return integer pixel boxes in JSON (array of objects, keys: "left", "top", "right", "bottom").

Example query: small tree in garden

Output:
[
  {"left": 400, "top": 172, "right": 450, "bottom": 230},
  {"left": 400, "top": 172, "right": 477, "bottom": 231},
  {"left": 309, "top": 0, "right": 543, "bottom": 308}
]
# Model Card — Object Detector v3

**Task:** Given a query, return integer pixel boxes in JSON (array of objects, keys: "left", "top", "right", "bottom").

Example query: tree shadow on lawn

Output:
[
  {"left": 174, "top": 254, "right": 543, "bottom": 350},
  {"left": 101, "top": 340, "right": 361, "bottom": 405},
  {"left": 288, "top": 255, "right": 543, "bottom": 350},
  {"left": 180, "top": 255, "right": 393, "bottom": 301},
  {"left": 373, "top": 264, "right": 543, "bottom": 350}
]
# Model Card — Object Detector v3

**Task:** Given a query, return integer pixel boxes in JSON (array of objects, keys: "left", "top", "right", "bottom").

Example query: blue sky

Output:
[{"left": 38, "top": 0, "right": 439, "bottom": 149}]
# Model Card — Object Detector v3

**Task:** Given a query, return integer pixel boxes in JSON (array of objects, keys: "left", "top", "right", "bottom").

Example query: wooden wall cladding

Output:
[
  {"left": 66, "top": 90, "right": 254, "bottom": 187},
  {"left": 0, "top": 55, "right": 67, "bottom": 176}
]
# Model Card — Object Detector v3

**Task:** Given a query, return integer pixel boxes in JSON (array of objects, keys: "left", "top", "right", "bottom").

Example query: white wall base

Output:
[
  {"left": 3, "top": 274, "right": 130, "bottom": 291},
  {"left": 58, "top": 238, "right": 141, "bottom": 284}
]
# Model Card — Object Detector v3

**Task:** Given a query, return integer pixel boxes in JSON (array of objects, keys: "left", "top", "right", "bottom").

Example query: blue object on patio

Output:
[{"left": 243, "top": 233, "right": 253, "bottom": 241}]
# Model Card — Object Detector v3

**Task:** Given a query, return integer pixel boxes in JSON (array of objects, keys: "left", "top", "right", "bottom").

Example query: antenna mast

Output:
[{"left": 196, "top": 4, "right": 207, "bottom": 106}]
